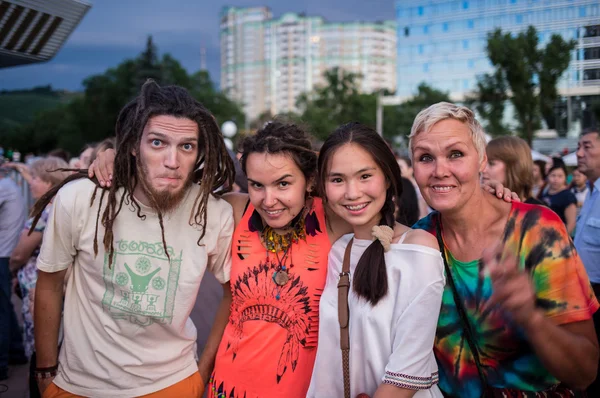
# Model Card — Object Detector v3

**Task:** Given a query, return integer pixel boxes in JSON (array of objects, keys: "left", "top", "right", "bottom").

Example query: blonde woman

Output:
[{"left": 410, "top": 103, "right": 598, "bottom": 398}]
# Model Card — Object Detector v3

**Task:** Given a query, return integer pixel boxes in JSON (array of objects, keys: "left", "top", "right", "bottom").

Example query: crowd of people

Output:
[{"left": 0, "top": 80, "right": 598, "bottom": 398}]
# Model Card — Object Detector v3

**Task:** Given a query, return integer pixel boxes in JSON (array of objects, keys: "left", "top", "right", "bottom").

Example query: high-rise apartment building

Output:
[
  {"left": 395, "top": 0, "right": 600, "bottom": 99},
  {"left": 220, "top": 7, "right": 397, "bottom": 122}
]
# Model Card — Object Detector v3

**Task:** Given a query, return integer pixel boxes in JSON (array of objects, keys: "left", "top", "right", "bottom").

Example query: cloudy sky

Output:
[{"left": 0, "top": 0, "right": 396, "bottom": 91}]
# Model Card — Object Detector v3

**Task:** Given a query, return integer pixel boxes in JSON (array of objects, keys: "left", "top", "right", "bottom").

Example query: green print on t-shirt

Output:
[{"left": 101, "top": 239, "right": 182, "bottom": 326}]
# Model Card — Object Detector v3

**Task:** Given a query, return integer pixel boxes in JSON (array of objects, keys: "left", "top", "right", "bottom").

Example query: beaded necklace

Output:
[{"left": 248, "top": 207, "right": 307, "bottom": 293}]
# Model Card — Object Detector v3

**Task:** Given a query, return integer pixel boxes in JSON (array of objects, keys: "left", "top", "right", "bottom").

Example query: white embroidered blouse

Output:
[{"left": 307, "top": 233, "right": 445, "bottom": 398}]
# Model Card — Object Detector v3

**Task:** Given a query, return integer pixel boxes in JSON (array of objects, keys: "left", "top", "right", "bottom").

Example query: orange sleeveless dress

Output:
[{"left": 209, "top": 198, "right": 330, "bottom": 398}]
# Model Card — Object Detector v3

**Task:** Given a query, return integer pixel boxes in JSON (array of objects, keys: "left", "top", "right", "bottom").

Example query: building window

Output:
[
  {"left": 419, "top": 44, "right": 424, "bottom": 54},
  {"left": 423, "top": 63, "right": 429, "bottom": 72},
  {"left": 463, "top": 40, "right": 469, "bottom": 49},
  {"left": 463, "top": 1, "right": 469, "bottom": 9},
  {"left": 443, "top": 22, "right": 449, "bottom": 32},
  {"left": 423, "top": 25, "right": 429, "bottom": 34},
  {"left": 468, "top": 59, "right": 475, "bottom": 69},
  {"left": 468, "top": 20, "right": 474, "bottom": 29},
  {"left": 516, "top": 14, "right": 522, "bottom": 24},
  {"left": 404, "top": 26, "right": 410, "bottom": 37},
  {"left": 510, "top": 0, "right": 517, "bottom": 4},
  {"left": 418, "top": 6, "right": 424, "bottom": 16},
  {"left": 579, "top": 6, "right": 586, "bottom": 17}
]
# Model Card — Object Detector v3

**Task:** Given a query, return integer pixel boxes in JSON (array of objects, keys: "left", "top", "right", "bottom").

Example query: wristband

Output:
[{"left": 34, "top": 364, "right": 58, "bottom": 381}]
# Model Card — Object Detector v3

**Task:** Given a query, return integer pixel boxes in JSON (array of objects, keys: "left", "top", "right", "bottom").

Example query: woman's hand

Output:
[
  {"left": 88, "top": 148, "right": 115, "bottom": 187},
  {"left": 482, "top": 179, "right": 520, "bottom": 203},
  {"left": 484, "top": 246, "right": 537, "bottom": 327}
]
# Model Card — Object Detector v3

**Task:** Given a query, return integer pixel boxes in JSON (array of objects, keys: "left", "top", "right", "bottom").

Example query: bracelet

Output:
[{"left": 34, "top": 364, "right": 58, "bottom": 381}]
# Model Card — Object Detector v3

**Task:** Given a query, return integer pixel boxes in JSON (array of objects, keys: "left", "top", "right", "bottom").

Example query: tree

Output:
[
  {"left": 134, "top": 36, "right": 162, "bottom": 94},
  {"left": 3, "top": 39, "right": 246, "bottom": 154},
  {"left": 539, "top": 34, "right": 577, "bottom": 130},
  {"left": 383, "top": 83, "right": 451, "bottom": 138},
  {"left": 296, "top": 67, "right": 376, "bottom": 141},
  {"left": 465, "top": 71, "right": 510, "bottom": 137},
  {"left": 189, "top": 70, "right": 245, "bottom": 127},
  {"left": 473, "top": 26, "right": 576, "bottom": 144}
]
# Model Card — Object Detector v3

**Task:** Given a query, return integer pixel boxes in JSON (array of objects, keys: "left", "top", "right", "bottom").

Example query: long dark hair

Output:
[
  {"left": 30, "top": 80, "right": 234, "bottom": 267},
  {"left": 317, "top": 122, "right": 403, "bottom": 305}
]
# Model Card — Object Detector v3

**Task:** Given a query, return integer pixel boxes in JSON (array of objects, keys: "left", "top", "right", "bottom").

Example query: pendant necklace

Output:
[{"left": 269, "top": 244, "right": 294, "bottom": 300}]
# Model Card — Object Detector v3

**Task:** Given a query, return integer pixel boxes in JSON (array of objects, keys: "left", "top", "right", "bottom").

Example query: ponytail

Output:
[{"left": 352, "top": 193, "right": 395, "bottom": 306}]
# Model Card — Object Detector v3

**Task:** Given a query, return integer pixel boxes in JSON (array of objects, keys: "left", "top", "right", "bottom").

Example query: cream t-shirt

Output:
[{"left": 37, "top": 179, "right": 233, "bottom": 397}]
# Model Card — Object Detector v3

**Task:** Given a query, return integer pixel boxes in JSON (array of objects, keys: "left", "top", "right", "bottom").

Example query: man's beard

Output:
[{"left": 138, "top": 162, "right": 194, "bottom": 214}]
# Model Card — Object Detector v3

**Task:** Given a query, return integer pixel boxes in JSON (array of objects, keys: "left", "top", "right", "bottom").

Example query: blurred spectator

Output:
[
  {"left": 47, "top": 148, "right": 71, "bottom": 164},
  {"left": 483, "top": 136, "right": 544, "bottom": 205},
  {"left": 397, "top": 155, "right": 430, "bottom": 218},
  {"left": 533, "top": 160, "right": 547, "bottom": 190},
  {"left": 9, "top": 156, "right": 70, "bottom": 395},
  {"left": 396, "top": 176, "right": 420, "bottom": 226},
  {"left": 228, "top": 148, "right": 248, "bottom": 193},
  {"left": 570, "top": 168, "right": 589, "bottom": 216},
  {"left": 573, "top": 130, "right": 600, "bottom": 396},
  {"left": 4, "top": 161, "right": 33, "bottom": 185},
  {"left": 90, "top": 138, "right": 115, "bottom": 165},
  {"left": 77, "top": 143, "right": 96, "bottom": 169},
  {"left": 0, "top": 170, "right": 27, "bottom": 380},
  {"left": 540, "top": 163, "right": 577, "bottom": 234}
]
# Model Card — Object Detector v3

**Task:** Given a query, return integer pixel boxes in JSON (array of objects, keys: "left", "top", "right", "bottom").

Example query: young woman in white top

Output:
[{"left": 308, "top": 123, "right": 445, "bottom": 398}]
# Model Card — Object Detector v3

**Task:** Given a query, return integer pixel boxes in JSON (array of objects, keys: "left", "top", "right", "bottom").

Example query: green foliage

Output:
[
  {"left": 2, "top": 35, "right": 245, "bottom": 155},
  {"left": 189, "top": 70, "right": 245, "bottom": 127},
  {"left": 296, "top": 67, "right": 377, "bottom": 141},
  {"left": 384, "top": 83, "right": 451, "bottom": 138},
  {"left": 472, "top": 26, "right": 576, "bottom": 144},
  {"left": 0, "top": 86, "right": 74, "bottom": 129},
  {"left": 465, "top": 71, "right": 510, "bottom": 137},
  {"left": 294, "top": 69, "right": 450, "bottom": 144},
  {"left": 539, "top": 34, "right": 577, "bottom": 129}
]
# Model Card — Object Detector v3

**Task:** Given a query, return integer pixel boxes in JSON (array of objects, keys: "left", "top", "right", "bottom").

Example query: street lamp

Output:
[{"left": 221, "top": 121, "right": 237, "bottom": 152}]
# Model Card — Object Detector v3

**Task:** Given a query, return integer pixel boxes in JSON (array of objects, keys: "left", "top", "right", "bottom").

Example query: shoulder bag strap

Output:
[
  {"left": 338, "top": 238, "right": 353, "bottom": 398},
  {"left": 435, "top": 222, "right": 490, "bottom": 397}
]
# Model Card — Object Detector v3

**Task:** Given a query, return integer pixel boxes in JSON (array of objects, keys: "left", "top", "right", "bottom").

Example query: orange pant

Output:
[{"left": 42, "top": 372, "right": 204, "bottom": 398}]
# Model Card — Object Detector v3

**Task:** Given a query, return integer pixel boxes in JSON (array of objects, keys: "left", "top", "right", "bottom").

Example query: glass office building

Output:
[{"left": 395, "top": 0, "right": 600, "bottom": 99}]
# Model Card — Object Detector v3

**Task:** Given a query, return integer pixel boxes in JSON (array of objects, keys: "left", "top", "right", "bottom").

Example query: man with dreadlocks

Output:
[{"left": 31, "top": 80, "right": 235, "bottom": 397}]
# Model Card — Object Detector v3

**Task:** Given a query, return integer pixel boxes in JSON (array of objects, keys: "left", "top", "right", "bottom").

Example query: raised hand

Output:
[{"left": 483, "top": 245, "right": 538, "bottom": 328}]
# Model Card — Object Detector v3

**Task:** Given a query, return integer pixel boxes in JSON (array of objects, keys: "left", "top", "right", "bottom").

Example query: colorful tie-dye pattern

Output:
[{"left": 413, "top": 202, "right": 599, "bottom": 398}]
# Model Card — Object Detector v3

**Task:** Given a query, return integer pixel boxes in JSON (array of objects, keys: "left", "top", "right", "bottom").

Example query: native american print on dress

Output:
[
  {"left": 228, "top": 257, "right": 311, "bottom": 382},
  {"left": 101, "top": 239, "right": 182, "bottom": 327}
]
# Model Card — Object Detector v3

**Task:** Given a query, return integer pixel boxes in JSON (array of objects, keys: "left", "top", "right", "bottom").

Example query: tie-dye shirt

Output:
[{"left": 413, "top": 201, "right": 599, "bottom": 398}]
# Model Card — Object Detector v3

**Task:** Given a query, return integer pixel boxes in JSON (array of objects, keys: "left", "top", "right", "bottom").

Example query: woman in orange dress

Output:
[{"left": 208, "top": 121, "right": 349, "bottom": 397}]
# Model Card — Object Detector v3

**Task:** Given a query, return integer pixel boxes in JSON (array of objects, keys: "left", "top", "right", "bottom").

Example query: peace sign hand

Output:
[{"left": 483, "top": 245, "right": 540, "bottom": 329}]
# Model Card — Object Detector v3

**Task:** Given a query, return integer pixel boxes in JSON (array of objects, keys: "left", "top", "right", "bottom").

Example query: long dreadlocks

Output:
[{"left": 30, "top": 80, "right": 235, "bottom": 267}]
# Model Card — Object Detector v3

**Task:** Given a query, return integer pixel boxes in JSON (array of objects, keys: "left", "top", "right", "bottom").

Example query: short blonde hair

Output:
[
  {"left": 30, "top": 156, "right": 70, "bottom": 186},
  {"left": 409, "top": 102, "right": 487, "bottom": 162},
  {"left": 486, "top": 136, "right": 533, "bottom": 199}
]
